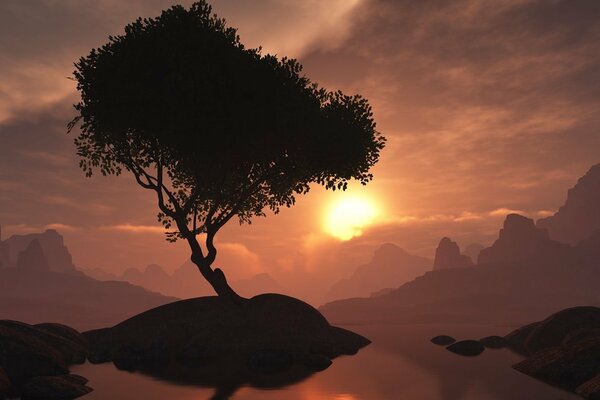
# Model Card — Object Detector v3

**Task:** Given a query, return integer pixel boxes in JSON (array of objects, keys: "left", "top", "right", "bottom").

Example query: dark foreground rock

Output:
[
  {"left": 505, "top": 306, "right": 600, "bottom": 356},
  {"left": 0, "top": 320, "right": 89, "bottom": 398},
  {"left": 576, "top": 374, "right": 600, "bottom": 400},
  {"left": 431, "top": 335, "right": 456, "bottom": 345},
  {"left": 513, "top": 337, "right": 600, "bottom": 392},
  {"left": 85, "top": 294, "right": 370, "bottom": 368},
  {"left": 507, "top": 307, "right": 600, "bottom": 398},
  {"left": 0, "top": 366, "right": 10, "bottom": 393},
  {"left": 446, "top": 340, "right": 485, "bottom": 356},
  {"left": 21, "top": 375, "right": 92, "bottom": 400},
  {"left": 479, "top": 335, "right": 507, "bottom": 349},
  {"left": 84, "top": 294, "right": 370, "bottom": 399}
]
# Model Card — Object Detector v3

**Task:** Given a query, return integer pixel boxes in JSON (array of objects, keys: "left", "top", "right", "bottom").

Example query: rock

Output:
[
  {"left": 537, "top": 163, "right": 600, "bottom": 246},
  {"left": 21, "top": 375, "right": 92, "bottom": 400},
  {"left": 433, "top": 237, "right": 472, "bottom": 270},
  {"left": 479, "top": 336, "right": 507, "bottom": 349},
  {"left": 504, "top": 321, "right": 540, "bottom": 355},
  {"left": 576, "top": 373, "right": 600, "bottom": 400},
  {"left": 513, "top": 337, "right": 600, "bottom": 391},
  {"left": 84, "top": 294, "right": 370, "bottom": 368},
  {"left": 1, "top": 320, "right": 87, "bottom": 365},
  {"left": 0, "top": 321, "right": 68, "bottom": 380},
  {"left": 302, "top": 354, "right": 332, "bottom": 371},
  {"left": 430, "top": 335, "right": 456, "bottom": 345},
  {"left": 248, "top": 349, "right": 293, "bottom": 373},
  {"left": 523, "top": 307, "right": 600, "bottom": 355},
  {"left": 446, "top": 340, "right": 485, "bottom": 356},
  {"left": 34, "top": 323, "right": 88, "bottom": 349},
  {"left": 16, "top": 239, "right": 49, "bottom": 272},
  {"left": 0, "top": 366, "right": 11, "bottom": 393},
  {"left": 563, "top": 328, "right": 600, "bottom": 346},
  {"left": 83, "top": 328, "right": 114, "bottom": 364}
]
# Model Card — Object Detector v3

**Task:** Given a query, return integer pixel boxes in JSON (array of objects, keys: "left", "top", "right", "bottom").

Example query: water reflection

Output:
[
  {"left": 127, "top": 358, "right": 318, "bottom": 399},
  {"left": 73, "top": 324, "right": 580, "bottom": 400}
]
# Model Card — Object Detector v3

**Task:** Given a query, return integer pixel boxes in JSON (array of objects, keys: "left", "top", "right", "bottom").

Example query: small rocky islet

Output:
[{"left": 0, "top": 293, "right": 370, "bottom": 399}]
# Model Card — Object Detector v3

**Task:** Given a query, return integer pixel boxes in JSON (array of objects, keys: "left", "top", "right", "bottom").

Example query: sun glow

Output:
[{"left": 323, "top": 195, "right": 380, "bottom": 241}]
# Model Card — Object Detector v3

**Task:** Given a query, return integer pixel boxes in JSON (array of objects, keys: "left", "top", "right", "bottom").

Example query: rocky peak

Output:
[
  {"left": 5, "top": 229, "right": 77, "bottom": 274},
  {"left": 537, "top": 163, "right": 600, "bottom": 245},
  {"left": 16, "top": 239, "right": 50, "bottom": 271},
  {"left": 478, "top": 214, "right": 572, "bottom": 266},
  {"left": 433, "top": 237, "right": 473, "bottom": 270}
]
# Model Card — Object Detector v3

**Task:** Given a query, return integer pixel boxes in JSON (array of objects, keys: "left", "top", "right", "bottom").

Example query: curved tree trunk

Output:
[{"left": 191, "top": 252, "right": 246, "bottom": 305}]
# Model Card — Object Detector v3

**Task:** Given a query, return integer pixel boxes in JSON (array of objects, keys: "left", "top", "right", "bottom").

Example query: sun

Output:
[{"left": 323, "top": 195, "right": 380, "bottom": 241}]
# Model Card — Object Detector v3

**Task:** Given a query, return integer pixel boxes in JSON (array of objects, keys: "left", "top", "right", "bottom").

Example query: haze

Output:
[{"left": 1, "top": 0, "right": 599, "bottom": 304}]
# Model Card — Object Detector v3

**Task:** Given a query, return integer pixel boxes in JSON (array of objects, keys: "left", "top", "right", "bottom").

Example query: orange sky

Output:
[{"left": 1, "top": 0, "right": 599, "bottom": 300}]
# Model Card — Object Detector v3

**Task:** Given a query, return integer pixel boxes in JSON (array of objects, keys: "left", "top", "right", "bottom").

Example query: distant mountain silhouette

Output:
[
  {"left": 321, "top": 209, "right": 600, "bottom": 326},
  {"left": 537, "top": 163, "right": 600, "bottom": 245},
  {"left": 16, "top": 239, "right": 49, "bottom": 271},
  {"left": 324, "top": 243, "right": 431, "bottom": 302},
  {"left": 0, "top": 268, "right": 177, "bottom": 331},
  {"left": 478, "top": 214, "right": 575, "bottom": 268},
  {"left": 3, "top": 229, "right": 80, "bottom": 275},
  {"left": 433, "top": 237, "right": 472, "bottom": 270},
  {"left": 0, "top": 226, "right": 9, "bottom": 269},
  {"left": 84, "top": 260, "right": 285, "bottom": 299}
]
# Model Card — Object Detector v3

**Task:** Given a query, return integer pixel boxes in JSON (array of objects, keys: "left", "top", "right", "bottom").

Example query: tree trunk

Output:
[{"left": 191, "top": 253, "right": 246, "bottom": 305}]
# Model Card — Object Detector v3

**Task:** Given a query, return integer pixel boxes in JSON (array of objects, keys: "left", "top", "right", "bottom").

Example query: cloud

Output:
[
  {"left": 103, "top": 224, "right": 166, "bottom": 234},
  {"left": 488, "top": 208, "right": 525, "bottom": 217}
]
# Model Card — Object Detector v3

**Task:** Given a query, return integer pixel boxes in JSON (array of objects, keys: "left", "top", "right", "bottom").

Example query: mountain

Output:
[
  {"left": 432, "top": 237, "right": 472, "bottom": 270},
  {"left": 537, "top": 163, "right": 600, "bottom": 245},
  {"left": 478, "top": 214, "right": 575, "bottom": 268},
  {"left": 0, "top": 268, "right": 178, "bottom": 331},
  {"left": 3, "top": 229, "right": 79, "bottom": 274},
  {"left": 324, "top": 243, "right": 431, "bottom": 302},
  {"left": 16, "top": 239, "right": 49, "bottom": 271},
  {"left": 86, "top": 260, "right": 286, "bottom": 300},
  {"left": 320, "top": 213, "right": 600, "bottom": 326}
]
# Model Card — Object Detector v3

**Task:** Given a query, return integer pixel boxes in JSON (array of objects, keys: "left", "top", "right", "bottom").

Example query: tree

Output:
[{"left": 70, "top": 1, "right": 385, "bottom": 303}]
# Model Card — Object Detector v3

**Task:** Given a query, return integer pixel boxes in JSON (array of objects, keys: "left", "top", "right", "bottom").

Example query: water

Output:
[{"left": 72, "top": 324, "right": 579, "bottom": 400}]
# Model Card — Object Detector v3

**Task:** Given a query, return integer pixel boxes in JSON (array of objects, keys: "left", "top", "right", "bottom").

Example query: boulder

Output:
[
  {"left": 479, "top": 335, "right": 507, "bottom": 349},
  {"left": 0, "top": 366, "right": 10, "bottom": 393},
  {"left": 513, "top": 337, "right": 600, "bottom": 391},
  {"left": 302, "top": 354, "right": 332, "bottom": 371},
  {"left": 21, "top": 375, "right": 92, "bottom": 400},
  {"left": 433, "top": 237, "right": 472, "bottom": 270},
  {"left": 446, "top": 340, "right": 485, "bottom": 356},
  {"left": 517, "top": 307, "right": 600, "bottom": 355},
  {"left": 430, "top": 335, "right": 456, "bottom": 346},
  {"left": 576, "top": 373, "right": 600, "bottom": 400},
  {"left": 84, "top": 294, "right": 370, "bottom": 370},
  {"left": 504, "top": 321, "right": 540, "bottom": 355},
  {"left": 0, "top": 322, "right": 68, "bottom": 380},
  {"left": 1, "top": 321, "right": 86, "bottom": 365},
  {"left": 34, "top": 323, "right": 88, "bottom": 350}
]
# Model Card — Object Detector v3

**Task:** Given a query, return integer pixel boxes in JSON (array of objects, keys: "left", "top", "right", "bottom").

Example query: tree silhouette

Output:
[{"left": 70, "top": 1, "right": 385, "bottom": 302}]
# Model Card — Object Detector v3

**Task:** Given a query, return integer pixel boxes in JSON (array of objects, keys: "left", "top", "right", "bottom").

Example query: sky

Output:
[{"left": 1, "top": 0, "right": 599, "bottom": 299}]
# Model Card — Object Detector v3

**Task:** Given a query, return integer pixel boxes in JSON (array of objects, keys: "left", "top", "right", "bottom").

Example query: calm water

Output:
[{"left": 72, "top": 324, "right": 579, "bottom": 400}]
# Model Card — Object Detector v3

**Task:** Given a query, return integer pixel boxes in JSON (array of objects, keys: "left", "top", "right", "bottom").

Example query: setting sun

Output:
[{"left": 324, "top": 195, "right": 379, "bottom": 241}]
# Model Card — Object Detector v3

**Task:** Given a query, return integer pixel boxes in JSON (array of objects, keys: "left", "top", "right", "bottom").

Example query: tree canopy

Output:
[{"left": 70, "top": 1, "right": 385, "bottom": 299}]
